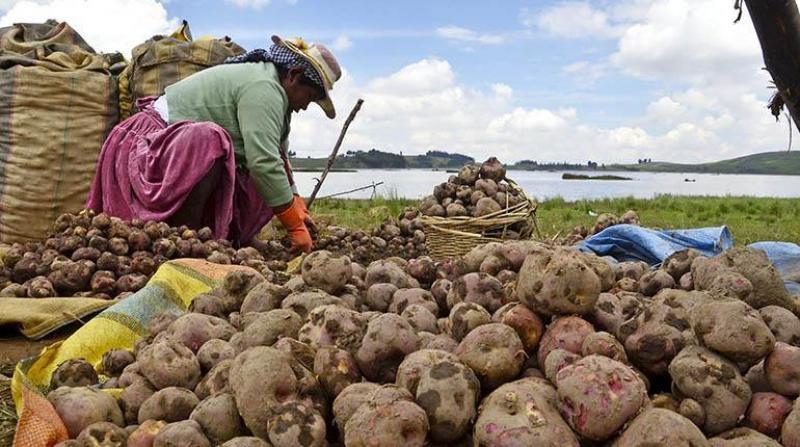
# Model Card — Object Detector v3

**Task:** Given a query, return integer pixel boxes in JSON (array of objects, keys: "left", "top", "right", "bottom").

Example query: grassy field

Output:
[{"left": 309, "top": 195, "right": 800, "bottom": 245}]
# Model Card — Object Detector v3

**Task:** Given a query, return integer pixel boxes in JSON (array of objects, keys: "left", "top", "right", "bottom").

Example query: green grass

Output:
[{"left": 309, "top": 195, "right": 800, "bottom": 245}]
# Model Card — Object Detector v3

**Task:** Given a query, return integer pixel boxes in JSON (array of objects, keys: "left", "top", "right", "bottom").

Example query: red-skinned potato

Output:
[
  {"left": 745, "top": 392, "right": 793, "bottom": 438},
  {"left": 127, "top": 419, "right": 167, "bottom": 447}
]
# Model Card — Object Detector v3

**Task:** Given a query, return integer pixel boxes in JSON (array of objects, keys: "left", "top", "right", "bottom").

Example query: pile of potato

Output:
[
  {"left": 315, "top": 210, "right": 427, "bottom": 264},
  {"left": 0, "top": 211, "right": 285, "bottom": 300},
  {"left": 419, "top": 158, "right": 531, "bottom": 234},
  {"left": 42, "top": 239, "right": 800, "bottom": 446}
]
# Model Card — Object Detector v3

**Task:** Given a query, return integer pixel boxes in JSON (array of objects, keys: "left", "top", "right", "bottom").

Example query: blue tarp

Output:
[
  {"left": 749, "top": 242, "right": 800, "bottom": 295},
  {"left": 578, "top": 225, "right": 800, "bottom": 295},
  {"left": 577, "top": 224, "right": 734, "bottom": 266}
]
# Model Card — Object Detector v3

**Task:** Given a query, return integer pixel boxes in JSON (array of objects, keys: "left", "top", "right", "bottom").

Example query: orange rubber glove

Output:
[
  {"left": 293, "top": 194, "right": 317, "bottom": 234},
  {"left": 276, "top": 199, "right": 312, "bottom": 253}
]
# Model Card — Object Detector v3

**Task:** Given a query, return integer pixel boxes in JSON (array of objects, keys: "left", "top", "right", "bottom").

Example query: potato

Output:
[
  {"left": 591, "top": 213, "right": 619, "bottom": 234},
  {"left": 147, "top": 311, "right": 179, "bottom": 337},
  {"left": 663, "top": 249, "right": 702, "bottom": 281},
  {"left": 116, "top": 273, "right": 148, "bottom": 293},
  {"left": 343, "top": 388, "right": 428, "bottom": 447},
  {"left": 267, "top": 401, "right": 326, "bottom": 447},
  {"left": 240, "top": 281, "right": 290, "bottom": 314},
  {"left": 188, "top": 294, "right": 226, "bottom": 318},
  {"left": 137, "top": 387, "right": 198, "bottom": 424},
  {"left": 298, "top": 304, "right": 366, "bottom": 352},
  {"left": 217, "top": 270, "right": 266, "bottom": 313},
  {"left": 759, "top": 305, "right": 800, "bottom": 345},
  {"left": 445, "top": 203, "right": 467, "bottom": 217},
  {"left": 165, "top": 313, "right": 237, "bottom": 352},
  {"left": 458, "top": 164, "right": 480, "bottom": 184},
  {"left": 390, "top": 288, "right": 439, "bottom": 316},
  {"left": 196, "top": 339, "right": 235, "bottom": 372},
  {"left": 639, "top": 269, "right": 676, "bottom": 296},
  {"left": 718, "top": 247, "right": 794, "bottom": 310},
  {"left": 332, "top": 383, "right": 381, "bottom": 429},
  {"left": 48, "top": 260, "right": 93, "bottom": 295},
  {"left": 708, "top": 427, "right": 782, "bottom": 446},
  {"left": 456, "top": 323, "right": 525, "bottom": 390},
  {"left": 50, "top": 358, "right": 99, "bottom": 388},
  {"left": 415, "top": 360, "right": 480, "bottom": 443},
  {"left": 448, "top": 302, "right": 491, "bottom": 341},
  {"left": 47, "top": 386, "right": 124, "bottom": 438},
  {"left": 473, "top": 377, "right": 579, "bottom": 446},
  {"left": 518, "top": 248, "right": 602, "bottom": 316},
  {"left": 300, "top": 250, "right": 352, "bottom": 294},
  {"left": 194, "top": 359, "right": 231, "bottom": 400},
  {"left": 475, "top": 178, "right": 499, "bottom": 197},
  {"left": 669, "top": 346, "right": 752, "bottom": 435},
  {"left": 281, "top": 290, "right": 341, "bottom": 320},
  {"left": 272, "top": 338, "right": 316, "bottom": 371},
  {"left": 764, "top": 342, "right": 800, "bottom": 397},
  {"left": 240, "top": 309, "right": 302, "bottom": 350},
  {"left": 691, "top": 297, "right": 775, "bottom": 368},
  {"left": 396, "top": 349, "right": 459, "bottom": 395},
  {"left": 556, "top": 355, "right": 647, "bottom": 440},
  {"left": 783, "top": 399, "right": 800, "bottom": 447},
  {"left": 365, "top": 260, "right": 419, "bottom": 289},
  {"left": 492, "top": 303, "right": 544, "bottom": 353},
  {"left": 620, "top": 290, "right": 700, "bottom": 376},
  {"left": 313, "top": 346, "right": 361, "bottom": 397},
  {"left": 610, "top": 408, "right": 708, "bottom": 447},
  {"left": 137, "top": 339, "right": 201, "bottom": 390},
  {"left": 614, "top": 261, "right": 650, "bottom": 281},
  {"left": 745, "top": 392, "right": 793, "bottom": 438},
  {"left": 76, "top": 421, "right": 128, "bottom": 446},
  {"left": 544, "top": 348, "right": 581, "bottom": 385},
  {"left": 401, "top": 304, "right": 438, "bottom": 333},
  {"left": 479, "top": 157, "right": 506, "bottom": 182},
  {"left": 220, "top": 438, "right": 271, "bottom": 447},
  {"left": 537, "top": 316, "right": 595, "bottom": 368},
  {"left": 355, "top": 313, "right": 420, "bottom": 383},
  {"left": 153, "top": 420, "right": 210, "bottom": 447},
  {"left": 473, "top": 197, "right": 502, "bottom": 217},
  {"left": 675, "top": 398, "right": 704, "bottom": 429},
  {"left": 102, "top": 349, "right": 135, "bottom": 377},
  {"left": 745, "top": 361, "right": 772, "bottom": 393},
  {"left": 119, "top": 372, "right": 156, "bottom": 425},
  {"left": 26, "top": 275, "right": 56, "bottom": 297},
  {"left": 365, "top": 283, "right": 398, "bottom": 312},
  {"left": 127, "top": 419, "right": 166, "bottom": 447},
  {"left": 446, "top": 272, "right": 505, "bottom": 313},
  {"left": 417, "top": 332, "right": 458, "bottom": 353},
  {"left": 229, "top": 347, "right": 325, "bottom": 439},
  {"left": 680, "top": 272, "right": 694, "bottom": 290},
  {"left": 189, "top": 393, "right": 245, "bottom": 445},
  {"left": 620, "top": 209, "right": 640, "bottom": 225},
  {"left": 581, "top": 331, "right": 627, "bottom": 363}
]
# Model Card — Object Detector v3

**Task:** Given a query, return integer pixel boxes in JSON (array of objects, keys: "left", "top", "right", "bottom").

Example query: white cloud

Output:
[
  {"left": 289, "top": 52, "right": 796, "bottom": 165},
  {"left": 436, "top": 26, "right": 504, "bottom": 45},
  {"left": 0, "top": 0, "right": 178, "bottom": 54},
  {"left": 563, "top": 60, "right": 608, "bottom": 84},
  {"left": 224, "top": 0, "right": 269, "bottom": 9},
  {"left": 329, "top": 35, "right": 352, "bottom": 52},
  {"left": 532, "top": 2, "right": 623, "bottom": 39}
]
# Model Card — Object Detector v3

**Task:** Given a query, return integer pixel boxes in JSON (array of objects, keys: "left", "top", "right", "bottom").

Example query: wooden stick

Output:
[{"left": 307, "top": 99, "right": 364, "bottom": 208}]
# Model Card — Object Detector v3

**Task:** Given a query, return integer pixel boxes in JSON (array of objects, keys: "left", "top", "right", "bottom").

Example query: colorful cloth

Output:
[
  {"left": 11, "top": 259, "right": 250, "bottom": 447},
  {"left": 224, "top": 43, "right": 325, "bottom": 91},
  {"left": 86, "top": 97, "right": 274, "bottom": 244}
]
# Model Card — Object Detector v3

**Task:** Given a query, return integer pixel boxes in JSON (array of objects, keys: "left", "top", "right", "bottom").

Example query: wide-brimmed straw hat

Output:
[{"left": 272, "top": 35, "right": 341, "bottom": 119}]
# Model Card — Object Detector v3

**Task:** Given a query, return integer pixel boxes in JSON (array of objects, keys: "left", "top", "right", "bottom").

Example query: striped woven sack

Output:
[
  {"left": 0, "top": 21, "right": 120, "bottom": 244},
  {"left": 118, "top": 20, "right": 245, "bottom": 119}
]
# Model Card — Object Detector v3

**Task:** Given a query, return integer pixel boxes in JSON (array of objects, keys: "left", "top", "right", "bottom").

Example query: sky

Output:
[{"left": 0, "top": 0, "right": 794, "bottom": 164}]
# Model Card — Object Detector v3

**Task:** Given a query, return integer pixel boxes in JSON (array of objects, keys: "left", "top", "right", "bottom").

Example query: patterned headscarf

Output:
[{"left": 225, "top": 44, "right": 325, "bottom": 90}]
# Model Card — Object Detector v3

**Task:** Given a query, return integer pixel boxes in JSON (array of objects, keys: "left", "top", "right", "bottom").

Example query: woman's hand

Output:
[{"left": 275, "top": 198, "right": 312, "bottom": 253}]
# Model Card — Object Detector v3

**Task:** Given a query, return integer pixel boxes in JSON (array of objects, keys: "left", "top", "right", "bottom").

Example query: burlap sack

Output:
[
  {"left": 118, "top": 20, "right": 245, "bottom": 118},
  {"left": 0, "top": 21, "right": 121, "bottom": 244}
]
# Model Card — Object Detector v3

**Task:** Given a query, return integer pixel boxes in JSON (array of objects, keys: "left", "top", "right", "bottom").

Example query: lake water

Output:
[{"left": 292, "top": 169, "right": 800, "bottom": 201}]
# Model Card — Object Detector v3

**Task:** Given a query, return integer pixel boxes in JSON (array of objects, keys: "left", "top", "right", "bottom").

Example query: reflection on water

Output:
[{"left": 292, "top": 170, "right": 800, "bottom": 201}]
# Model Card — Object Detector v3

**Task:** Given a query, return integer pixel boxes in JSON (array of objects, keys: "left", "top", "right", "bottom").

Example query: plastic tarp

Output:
[
  {"left": 577, "top": 224, "right": 734, "bottom": 266},
  {"left": 578, "top": 225, "right": 800, "bottom": 295},
  {"left": 749, "top": 242, "right": 800, "bottom": 295}
]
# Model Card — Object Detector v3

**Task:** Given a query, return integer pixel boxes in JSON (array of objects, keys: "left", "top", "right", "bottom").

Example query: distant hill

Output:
[
  {"left": 290, "top": 149, "right": 474, "bottom": 170},
  {"left": 510, "top": 151, "right": 800, "bottom": 176}
]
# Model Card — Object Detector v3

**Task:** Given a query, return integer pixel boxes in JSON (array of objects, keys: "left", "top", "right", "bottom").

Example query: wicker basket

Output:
[{"left": 420, "top": 179, "right": 539, "bottom": 261}]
